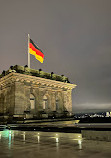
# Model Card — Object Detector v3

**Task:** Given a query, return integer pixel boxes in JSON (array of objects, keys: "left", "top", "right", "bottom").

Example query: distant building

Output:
[
  {"left": 0, "top": 65, "right": 76, "bottom": 119},
  {"left": 106, "top": 112, "right": 111, "bottom": 117}
]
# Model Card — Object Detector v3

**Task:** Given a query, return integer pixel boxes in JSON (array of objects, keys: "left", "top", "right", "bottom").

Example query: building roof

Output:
[{"left": 0, "top": 65, "right": 71, "bottom": 83}]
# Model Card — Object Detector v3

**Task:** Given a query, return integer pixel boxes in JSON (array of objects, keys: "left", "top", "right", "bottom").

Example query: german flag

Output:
[{"left": 29, "top": 39, "right": 44, "bottom": 63}]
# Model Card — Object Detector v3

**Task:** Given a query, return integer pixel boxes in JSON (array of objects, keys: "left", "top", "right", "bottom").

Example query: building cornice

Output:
[{"left": 0, "top": 72, "right": 77, "bottom": 90}]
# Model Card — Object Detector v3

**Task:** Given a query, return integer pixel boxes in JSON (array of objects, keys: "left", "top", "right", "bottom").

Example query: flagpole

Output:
[{"left": 28, "top": 34, "right": 30, "bottom": 68}]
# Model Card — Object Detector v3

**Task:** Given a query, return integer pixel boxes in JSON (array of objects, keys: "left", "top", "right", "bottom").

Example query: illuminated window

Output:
[
  {"left": 43, "top": 95, "right": 48, "bottom": 110},
  {"left": 30, "top": 94, "right": 35, "bottom": 109}
]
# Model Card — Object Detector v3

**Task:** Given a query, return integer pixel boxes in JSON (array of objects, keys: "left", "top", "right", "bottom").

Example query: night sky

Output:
[{"left": 0, "top": 0, "right": 111, "bottom": 112}]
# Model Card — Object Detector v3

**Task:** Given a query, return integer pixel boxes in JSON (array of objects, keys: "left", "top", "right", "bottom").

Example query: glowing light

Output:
[
  {"left": 23, "top": 132, "right": 25, "bottom": 141},
  {"left": 78, "top": 140, "right": 82, "bottom": 150},
  {"left": 56, "top": 137, "right": 59, "bottom": 143},
  {"left": 2, "top": 130, "right": 11, "bottom": 138},
  {"left": 38, "top": 136, "right": 40, "bottom": 143},
  {"left": 9, "top": 132, "right": 12, "bottom": 149},
  {"left": 23, "top": 135, "right": 25, "bottom": 141}
]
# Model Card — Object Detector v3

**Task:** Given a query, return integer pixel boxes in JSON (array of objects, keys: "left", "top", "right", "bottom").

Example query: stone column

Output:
[
  {"left": 38, "top": 88, "right": 44, "bottom": 111},
  {"left": 24, "top": 86, "right": 30, "bottom": 111},
  {"left": 8, "top": 84, "right": 15, "bottom": 115},
  {"left": 67, "top": 90, "right": 72, "bottom": 112},
  {"left": 51, "top": 92, "right": 56, "bottom": 111},
  {"left": 63, "top": 89, "right": 72, "bottom": 112},
  {"left": 14, "top": 82, "right": 25, "bottom": 114}
]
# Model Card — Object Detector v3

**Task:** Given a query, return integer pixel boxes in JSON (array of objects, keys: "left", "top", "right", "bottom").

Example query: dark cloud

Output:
[{"left": 0, "top": 0, "right": 111, "bottom": 112}]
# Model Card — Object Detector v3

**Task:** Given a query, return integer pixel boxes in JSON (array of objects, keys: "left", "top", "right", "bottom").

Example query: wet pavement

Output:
[{"left": 0, "top": 130, "right": 111, "bottom": 158}]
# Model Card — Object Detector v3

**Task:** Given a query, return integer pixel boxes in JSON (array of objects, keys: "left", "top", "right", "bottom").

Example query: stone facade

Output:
[{"left": 0, "top": 66, "right": 76, "bottom": 119}]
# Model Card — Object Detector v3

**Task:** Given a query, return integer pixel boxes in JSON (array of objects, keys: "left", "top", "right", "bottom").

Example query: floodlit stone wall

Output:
[
  {"left": 0, "top": 67, "right": 76, "bottom": 119},
  {"left": 0, "top": 80, "right": 15, "bottom": 115}
]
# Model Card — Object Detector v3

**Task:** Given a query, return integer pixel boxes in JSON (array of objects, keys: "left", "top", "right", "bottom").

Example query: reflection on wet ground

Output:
[{"left": 0, "top": 130, "right": 111, "bottom": 158}]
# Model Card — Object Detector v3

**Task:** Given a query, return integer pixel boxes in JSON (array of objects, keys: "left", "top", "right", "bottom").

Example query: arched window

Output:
[
  {"left": 43, "top": 95, "right": 48, "bottom": 110},
  {"left": 30, "top": 94, "right": 35, "bottom": 110}
]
